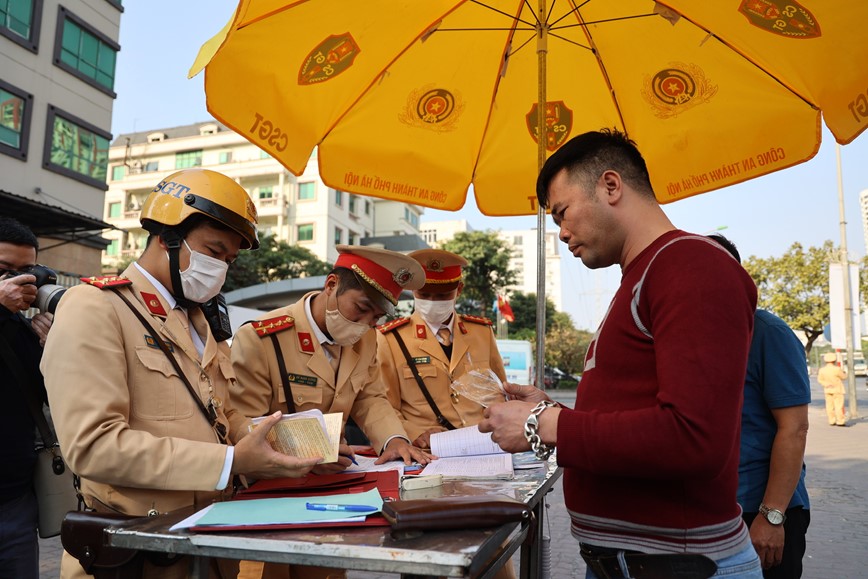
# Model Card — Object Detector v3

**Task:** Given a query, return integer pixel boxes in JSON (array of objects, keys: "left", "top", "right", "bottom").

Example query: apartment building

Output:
[
  {"left": 1, "top": 0, "right": 122, "bottom": 276},
  {"left": 419, "top": 219, "right": 563, "bottom": 311},
  {"left": 102, "top": 121, "right": 425, "bottom": 270}
]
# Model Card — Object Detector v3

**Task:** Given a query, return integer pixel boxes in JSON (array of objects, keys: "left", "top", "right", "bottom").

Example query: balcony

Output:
[{"left": 256, "top": 195, "right": 285, "bottom": 215}]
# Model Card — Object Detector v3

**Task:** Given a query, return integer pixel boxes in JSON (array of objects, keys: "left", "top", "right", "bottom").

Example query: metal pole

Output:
[
  {"left": 836, "top": 143, "right": 859, "bottom": 418},
  {"left": 534, "top": 1, "right": 548, "bottom": 391}
]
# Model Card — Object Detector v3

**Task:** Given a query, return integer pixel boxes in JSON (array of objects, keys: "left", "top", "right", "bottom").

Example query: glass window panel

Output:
[
  {"left": 297, "top": 224, "right": 313, "bottom": 242},
  {"left": 108, "top": 202, "right": 121, "bottom": 218},
  {"left": 111, "top": 165, "right": 125, "bottom": 180},
  {"left": 0, "top": 89, "right": 24, "bottom": 148},
  {"left": 175, "top": 150, "right": 202, "bottom": 169},
  {"left": 59, "top": 18, "right": 117, "bottom": 91},
  {"left": 298, "top": 182, "right": 315, "bottom": 200},
  {"left": 2, "top": 0, "right": 33, "bottom": 38},
  {"left": 50, "top": 115, "right": 109, "bottom": 182}
]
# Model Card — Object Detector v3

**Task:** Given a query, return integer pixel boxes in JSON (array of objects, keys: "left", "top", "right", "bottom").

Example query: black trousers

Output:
[{"left": 742, "top": 507, "right": 810, "bottom": 579}]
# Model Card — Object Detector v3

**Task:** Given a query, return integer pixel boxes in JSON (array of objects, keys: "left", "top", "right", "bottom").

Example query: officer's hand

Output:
[
  {"left": 0, "top": 273, "right": 37, "bottom": 313},
  {"left": 412, "top": 427, "right": 446, "bottom": 449},
  {"left": 377, "top": 438, "right": 434, "bottom": 465},
  {"left": 231, "top": 411, "right": 321, "bottom": 479},
  {"left": 31, "top": 312, "right": 53, "bottom": 347},
  {"left": 503, "top": 382, "right": 552, "bottom": 404},
  {"left": 749, "top": 516, "right": 785, "bottom": 569},
  {"left": 312, "top": 443, "right": 354, "bottom": 475}
]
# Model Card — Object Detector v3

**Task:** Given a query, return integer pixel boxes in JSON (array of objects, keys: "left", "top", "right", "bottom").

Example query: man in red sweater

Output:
[{"left": 480, "top": 129, "right": 761, "bottom": 578}]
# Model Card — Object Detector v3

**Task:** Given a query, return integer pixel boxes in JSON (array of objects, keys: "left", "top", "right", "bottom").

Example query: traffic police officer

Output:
[
  {"left": 377, "top": 249, "right": 508, "bottom": 449},
  {"left": 230, "top": 245, "right": 432, "bottom": 579},
  {"left": 42, "top": 169, "right": 320, "bottom": 579}
]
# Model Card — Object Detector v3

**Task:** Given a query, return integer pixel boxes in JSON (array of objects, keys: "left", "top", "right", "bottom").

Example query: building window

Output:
[
  {"left": 175, "top": 150, "right": 202, "bottom": 169},
  {"left": 365, "top": 200, "right": 371, "bottom": 216},
  {"left": 298, "top": 182, "right": 315, "bottom": 201},
  {"left": 54, "top": 7, "right": 119, "bottom": 96},
  {"left": 513, "top": 235, "right": 523, "bottom": 245},
  {"left": 348, "top": 194, "right": 357, "bottom": 214},
  {"left": 106, "top": 238, "right": 119, "bottom": 256},
  {"left": 43, "top": 106, "right": 110, "bottom": 189},
  {"left": 334, "top": 226, "right": 342, "bottom": 246},
  {"left": 219, "top": 151, "right": 232, "bottom": 164},
  {"left": 334, "top": 189, "right": 343, "bottom": 207},
  {"left": 297, "top": 223, "right": 314, "bottom": 242},
  {"left": 348, "top": 231, "right": 359, "bottom": 246},
  {"left": 108, "top": 201, "right": 121, "bottom": 218},
  {"left": 0, "top": 0, "right": 42, "bottom": 52},
  {"left": 143, "top": 160, "right": 158, "bottom": 173},
  {"left": 259, "top": 186, "right": 273, "bottom": 199},
  {"left": 111, "top": 164, "right": 124, "bottom": 180},
  {"left": 0, "top": 79, "right": 33, "bottom": 161}
]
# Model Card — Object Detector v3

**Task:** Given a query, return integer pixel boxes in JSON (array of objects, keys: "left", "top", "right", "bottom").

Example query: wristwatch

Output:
[
  {"left": 758, "top": 503, "right": 786, "bottom": 526},
  {"left": 524, "top": 401, "right": 557, "bottom": 460}
]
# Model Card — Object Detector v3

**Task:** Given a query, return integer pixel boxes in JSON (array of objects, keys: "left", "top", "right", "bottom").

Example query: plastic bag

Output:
[{"left": 450, "top": 366, "right": 507, "bottom": 408}]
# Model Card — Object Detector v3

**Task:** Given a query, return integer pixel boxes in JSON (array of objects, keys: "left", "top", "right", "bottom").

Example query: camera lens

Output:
[{"left": 35, "top": 285, "right": 66, "bottom": 314}]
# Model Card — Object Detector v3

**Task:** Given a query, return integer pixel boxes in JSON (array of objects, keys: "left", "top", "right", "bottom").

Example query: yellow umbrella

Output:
[{"left": 191, "top": 0, "right": 868, "bottom": 217}]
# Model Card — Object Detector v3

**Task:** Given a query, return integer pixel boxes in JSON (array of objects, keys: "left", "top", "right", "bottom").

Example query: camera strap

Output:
[
  {"left": 392, "top": 331, "right": 456, "bottom": 431},
  {"left": 108, "top": 287, "right": 228, "bottom": 444}
]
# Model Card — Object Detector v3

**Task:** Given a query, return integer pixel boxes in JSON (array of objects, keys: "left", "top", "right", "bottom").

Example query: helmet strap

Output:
[{"left": 161, "top": 228, "right": 197, "bottom": 309}]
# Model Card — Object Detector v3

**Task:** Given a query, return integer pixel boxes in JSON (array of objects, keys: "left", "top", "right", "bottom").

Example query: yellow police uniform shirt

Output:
[
  {"left": 40, "top": 265, "right": 249, "bottom": 517},
  {"left": 377, "top": 311, "right": 507, "bottom": 442},
  {"left": 229, "top": 291, "right": 408, "bottom": 453}
]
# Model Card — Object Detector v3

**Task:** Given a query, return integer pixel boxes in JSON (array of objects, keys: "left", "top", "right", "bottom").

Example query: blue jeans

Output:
[
  {"left": 584, "top": 543, "right": 762, "bottom": 579},
  {"left": 0, "top": 489, "right": 39, "bottom": 579}
]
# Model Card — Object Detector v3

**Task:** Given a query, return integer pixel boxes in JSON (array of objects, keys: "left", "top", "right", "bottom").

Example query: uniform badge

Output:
[
  {"left": 145, "top": 334, "right": 174, "bottom": 352},
  {"left": 252, "top": 315, "right": 295, "bottom": 337},
  {"left": 140, "top": 292, "right": 167, "bottom": 316},
  {"left": 297, "top": 332, "right": 316, "bottom": 353},
  {"left": 416, "top": 324, "right": 427, "bottom": 339},
  {"left": 287, "top": 373, "right": 318, "bottom": 387},
  {"left": 80, "top": 275, "right": 132, "bottom": 289}
]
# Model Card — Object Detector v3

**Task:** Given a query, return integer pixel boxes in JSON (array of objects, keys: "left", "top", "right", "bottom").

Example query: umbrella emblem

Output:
[
  {"left": 643, "top": 63, "right": 718, "bottom": 119},
  {"left": 738, "top": 0, "right": 821, "bottom": 39},
  {"left": 298, "top": 33, "right": 360, "bottom": 85},
  {"left": 399, "top": 86, "right": 464, "bottom": 132},
  {"left": 525, "top": 101, "right": 573, "bottom": 152}
]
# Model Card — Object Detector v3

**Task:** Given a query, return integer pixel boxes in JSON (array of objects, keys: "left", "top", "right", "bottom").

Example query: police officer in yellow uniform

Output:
[
  {"left": 377, "top": 249, "right": 507, "bottom": 448},
  {"left": 230, "top": 245, "right": 433, "bottom": 579},
  {"left": 42, "top": 169, "right": 321, "bottom": 579}
]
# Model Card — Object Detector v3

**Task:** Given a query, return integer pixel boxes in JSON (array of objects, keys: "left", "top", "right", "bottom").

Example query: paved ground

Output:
[{"left": 39, "top": 377, "right": 868, "bottom": 578}]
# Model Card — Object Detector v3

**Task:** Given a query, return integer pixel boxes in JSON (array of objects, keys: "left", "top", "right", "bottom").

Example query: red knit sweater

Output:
[{"left": 558, "top": 231, "right": 757, "bottom": 559}]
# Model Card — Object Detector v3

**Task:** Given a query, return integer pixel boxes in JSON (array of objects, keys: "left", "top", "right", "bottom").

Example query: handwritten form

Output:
[{"left": 430, "top": 425, "right": 506, "bottom": 457}]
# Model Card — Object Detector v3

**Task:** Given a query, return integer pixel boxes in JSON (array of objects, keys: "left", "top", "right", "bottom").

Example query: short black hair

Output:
[
  {"left": 0, "top": 217, "right": 39, "bottom": 250},
  {"left": 536, "top": 128, "right": 654, "bottom": 208},
  {"left": 330, "top": 266, "right": 363, "bottom": 296},
  {"left": 707, "top": 233, "right": 741, "bottom": 263}
]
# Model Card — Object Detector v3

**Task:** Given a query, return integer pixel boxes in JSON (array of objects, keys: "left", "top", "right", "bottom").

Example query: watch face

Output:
[{"left": 765, "top": 509, "right": 784, "bottom": 525}]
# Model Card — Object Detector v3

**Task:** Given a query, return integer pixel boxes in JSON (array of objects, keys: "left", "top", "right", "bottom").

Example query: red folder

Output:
[{"left": 190, "top": 470, "right": 398, "bottom": 532}]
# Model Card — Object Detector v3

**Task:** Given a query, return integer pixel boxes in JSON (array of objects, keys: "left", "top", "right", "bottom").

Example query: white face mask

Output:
[
  {"left": 172, "top": 240, "right": 228, "bottom": 304},
  {"left": 414, "top": 298, "right": 455, "bottom": 326},
  {"left": 324, "top": 289, "right": 371, "bottom": 346}
]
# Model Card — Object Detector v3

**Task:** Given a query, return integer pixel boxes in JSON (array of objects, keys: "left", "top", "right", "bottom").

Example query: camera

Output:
[{"left": 1, "top": 264, "right": 67, "bottom": 314}]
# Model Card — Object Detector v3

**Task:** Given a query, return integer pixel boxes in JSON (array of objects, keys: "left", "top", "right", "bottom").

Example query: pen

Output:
[
  {"left": 341, "top": 453, "right": 359, "bottom": 466},
  {"left": 305, "top": 503, "right": 378, "bottom": 512}
]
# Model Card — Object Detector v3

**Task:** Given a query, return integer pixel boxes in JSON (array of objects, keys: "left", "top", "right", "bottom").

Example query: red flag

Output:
[{"left": 498, "top": 295, "right": 515, "bottom": 322}]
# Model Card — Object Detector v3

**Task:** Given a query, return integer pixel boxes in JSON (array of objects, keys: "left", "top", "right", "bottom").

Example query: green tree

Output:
[
  {"left": 506, "top": 291, "right": 556, "bottom": 338},
  {"left": 223, "top": 234, "right": 332, "bottom": 292},
  {"left": 442, "top": 230, "right": 517, "bottom": 318},
  {"left": 743, "top": 240, "right": 835, "bottom": 357},
  {"left": 544, "top": 313, "right": 594, "bottom": 382}
]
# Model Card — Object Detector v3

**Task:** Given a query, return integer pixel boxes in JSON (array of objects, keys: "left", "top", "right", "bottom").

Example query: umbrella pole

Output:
[
  {"left": 534, "top": 2, "right": 549, "bottom": 391},
  {"left": 836, "top": 144, "right": 860, "bottom": 419}
]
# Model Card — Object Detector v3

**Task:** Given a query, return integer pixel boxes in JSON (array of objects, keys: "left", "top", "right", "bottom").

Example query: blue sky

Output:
[{"left": 111, "top": 1, "right": 868, "bottom": 331}]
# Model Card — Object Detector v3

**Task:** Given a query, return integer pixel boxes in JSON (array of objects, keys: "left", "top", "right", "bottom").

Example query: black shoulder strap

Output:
[
  {"left": 268, "top": 333, "right": 296, "bottom": 414},
  {"left": 392, "top": 331, "right": 456, "bottom": 430},
  {"left": 108, "top": 287, "right": 228, "bottom": 444}
]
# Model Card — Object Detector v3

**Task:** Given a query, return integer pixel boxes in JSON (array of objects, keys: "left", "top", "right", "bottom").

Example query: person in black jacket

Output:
[{"left": 0, "top": 217, "right": 52, "bottom": 579}]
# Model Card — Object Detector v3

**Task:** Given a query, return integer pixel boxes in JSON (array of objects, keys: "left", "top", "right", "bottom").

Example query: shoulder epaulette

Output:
[
  {"left": 80, "top": 275, "right": 132, "bottom": 289},
  {"left": 251, "top": 315, "right": 295, "bottom": 337},
  {"left": 461, "top": 314, "right": 493, "bottom": 326},
  {"left": 377, "top": 317, "right": 411, "bottom": 334}
]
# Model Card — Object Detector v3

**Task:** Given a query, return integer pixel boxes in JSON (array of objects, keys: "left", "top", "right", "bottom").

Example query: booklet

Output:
[
  {"left": 250, "top": 409, "right": 342, "bottom": 464},
  {"left": 420, "top": 426, "right": 514, "bottom": 480}
]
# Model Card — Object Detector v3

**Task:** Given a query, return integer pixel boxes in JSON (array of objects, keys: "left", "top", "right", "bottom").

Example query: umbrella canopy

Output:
[{"left": 191, "top": 0, "right": 868, "bottom": 216}]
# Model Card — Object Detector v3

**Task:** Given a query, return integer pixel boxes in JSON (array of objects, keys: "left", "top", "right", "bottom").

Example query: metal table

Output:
[{"left": 106, "top": 458, "right": 561, "bottom": 578}]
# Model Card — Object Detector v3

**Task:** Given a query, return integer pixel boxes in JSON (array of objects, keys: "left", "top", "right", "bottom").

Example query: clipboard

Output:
[{"left": 190, "top": 471, "right": 398, "bottom": 532}]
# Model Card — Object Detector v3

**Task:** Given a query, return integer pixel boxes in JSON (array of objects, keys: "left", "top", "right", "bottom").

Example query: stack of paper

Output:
[
  {"left": 250, "top": 410, "right": 342, "bottom": 464},
  {"left": 419, "top": 426, "right": 514, "bottom": 480}
]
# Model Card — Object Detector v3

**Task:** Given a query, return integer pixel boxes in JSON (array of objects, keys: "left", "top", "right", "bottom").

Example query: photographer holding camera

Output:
[{"left": 0, "top": 216, "right": 53, "bottom": 578}]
